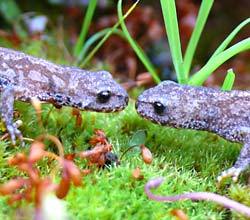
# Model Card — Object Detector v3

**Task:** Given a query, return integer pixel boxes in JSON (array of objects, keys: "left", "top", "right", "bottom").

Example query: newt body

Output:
[
  {"left": 0, "top": 47, "right": 128, "bottom": 144},
  {"left": 136, "top": 81, "right": 250, "bottom": 181}
]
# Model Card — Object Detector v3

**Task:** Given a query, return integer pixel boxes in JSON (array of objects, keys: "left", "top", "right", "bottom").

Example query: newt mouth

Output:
[
  {"left": 98, "top": 105, "right": 128, "bottom": 113},
  {"left": 136, "top": 101, "right": 167, "bottom": 126},
  {"left": 137, "top": 112, "right": 167, "bottom": 126},
  {"left": 84, "top": 100, "right": 128, "bottom": 113}
]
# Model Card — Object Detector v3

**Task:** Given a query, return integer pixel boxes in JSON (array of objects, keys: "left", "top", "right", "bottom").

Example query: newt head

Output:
[
  {"left": 135, "top": 80, "right": 179, "bottom": 125},
  {"left": 69, "top": 69, "right": 128, "bottom": 112}
]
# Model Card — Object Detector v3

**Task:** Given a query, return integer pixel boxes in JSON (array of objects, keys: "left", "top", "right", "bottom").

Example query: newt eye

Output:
[
  {"left": 153, "top": 101, "right": 165, "bottom": 115},
  {"left": 97, "top": 91, "right": 111, "bottom": 103}
]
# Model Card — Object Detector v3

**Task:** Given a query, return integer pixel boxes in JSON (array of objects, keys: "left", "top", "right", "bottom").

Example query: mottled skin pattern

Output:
[
  {"left": 0, "top": 47, "right": 128, "bottom": 145},
  {"left": 136, "top": 81, "right": 250, "bottom": 181}
]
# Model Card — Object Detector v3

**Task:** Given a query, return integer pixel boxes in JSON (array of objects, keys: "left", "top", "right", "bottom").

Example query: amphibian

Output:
[
  {"left": 136, "top": 80, "right": 250, "bottom": 181},
  {"left": 0, "top": 47, "right": 128, "bottom": 145}
]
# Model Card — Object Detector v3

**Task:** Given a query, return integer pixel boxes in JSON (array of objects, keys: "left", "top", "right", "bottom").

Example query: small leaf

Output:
[
  {"left": 221, "top": 69, "right": 235, "bottom": 91},
  {"left": 129, "top": 130, "right": 146, "bottom": 147}
]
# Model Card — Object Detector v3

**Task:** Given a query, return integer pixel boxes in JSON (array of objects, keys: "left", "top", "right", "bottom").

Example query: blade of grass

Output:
[
  {"left": 117, "top": 0, "right": 160, "bottom": 83},
  {"left": 76, "top": 28, "right": 125, "bottom": 65},
  {"left": 73, "top": 0, "right": 98, "bottom": 57},
  {"left": 160, "top": 0, "right": 185, "bottom": 84},
  {"left": 79, "top": 0, "right": 139, "bottom": 68},
  {"left": 211, "top": 18, "right": 250, "bottom": 58},
  {"left": 189, "top": 37, "right": 250, "bottom": 85},
  {"left": 221, "top": 69, "right": 235, "bottom": 91},
  {"left": 183, "top": 0, "right": 214, "bottom": 77},
  {"left": 0, "top": 0, "right": 21, "bottom": 24}
]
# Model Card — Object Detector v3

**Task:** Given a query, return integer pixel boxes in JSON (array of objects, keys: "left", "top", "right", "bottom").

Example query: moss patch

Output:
[{"left": 0, "top": 101, "right": 249, "bottom": 219}]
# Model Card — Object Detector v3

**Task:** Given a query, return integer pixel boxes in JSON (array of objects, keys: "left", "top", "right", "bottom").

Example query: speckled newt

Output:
[
  {"left": 0, "top": 47, "right": 128, "bottom": 145},
  {"left": 136, "top": 80, "right": 250, "bottom": 181}
]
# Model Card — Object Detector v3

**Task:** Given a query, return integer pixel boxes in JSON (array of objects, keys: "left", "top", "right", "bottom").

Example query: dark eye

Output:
[
  {"left": 97, "top": 91, "right": 111, "bottom": 103},
  {"left": 153, "top": 101, "right": 165, "bottom": 115}
]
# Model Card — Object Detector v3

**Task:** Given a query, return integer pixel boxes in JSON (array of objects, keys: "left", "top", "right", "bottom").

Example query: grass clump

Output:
[{"left": 0, "top": 101, "right": 248, "bottom": 219}]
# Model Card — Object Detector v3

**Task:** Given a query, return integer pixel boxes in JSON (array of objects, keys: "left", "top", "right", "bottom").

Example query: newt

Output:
[
  {"left": 0, "top": 47, "right": 128, "bottom": 145},
  {"left": 136, "top": 80, "right": 250, "bottom": 181}
]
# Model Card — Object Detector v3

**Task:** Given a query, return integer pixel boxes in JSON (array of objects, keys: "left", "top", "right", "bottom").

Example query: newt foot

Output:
[
  {"left": 217, "top": 167, "right": 243, "bottom": 183},
  {"left": 6, "top": 121, "right": 24, "bottom": 147}
]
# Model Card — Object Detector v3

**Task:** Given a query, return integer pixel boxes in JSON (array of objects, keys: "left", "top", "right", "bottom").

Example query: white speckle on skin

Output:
[
  {"left": 28, "top": 70, "right": 49, "bottom": 83},
  {"left": 15, "top": 64, "right": 23, "bottom": 69},
  {"left": 2, "top": 63, "right": 9, "bottom": 69},
  {"left": 2, "top": 54, "right": 11, "bottom": 60},
  {"left": 18, "top": 70, "right": 24, "bottom": 83},
  {"left": 52, "top": 74, "right": 65, "bottom": 88},
  {"left": 27, "top": 56, "right": 63, "bottom": 74},
  {"left": 3, "top": 69, "right": 17, "bottom": 78},
  {"left": 68, "top": 73, "right": 81, "bottom": 91}
]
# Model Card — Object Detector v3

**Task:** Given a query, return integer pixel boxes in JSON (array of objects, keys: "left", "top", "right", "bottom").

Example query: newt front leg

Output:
[
  {"left": 218, "top": 128, "right": 250, "bottom": 182},
  {"left": 0, "top": 86, "right": 23, "bottom": 146}
]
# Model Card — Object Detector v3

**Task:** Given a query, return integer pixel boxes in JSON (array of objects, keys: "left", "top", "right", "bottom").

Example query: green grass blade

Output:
[
  {"left": 79, "top": 1, "right": 138, "bottom": 68},
  {"left": 117, "top": 0, "right": 160, "bottom": 83},
  {"left": 73, "top": 0, "right": 98, "bottom": 57},
  {"left": 189, "top": 37, "right": 250, "bottom": 85},
  {"left": 76, "top": 28, "right": 125, "bottom": 65},
  {"left": 211, "top": 18, "right": 250, "bottom": 58},
  {"left": 221, "top": 69, "right": 235, "bottom": 91},
  {"left": 183, "top": 0, "right": 214, "bottom": 77},
  {"left": 0, "top": 0, "right": 21, "bottom": 24},
  {"left": 160, "top": 0, "right": 185, "bottom": 84}
]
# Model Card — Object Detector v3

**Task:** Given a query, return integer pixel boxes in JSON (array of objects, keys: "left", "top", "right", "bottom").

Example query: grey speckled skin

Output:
[
  {"left": 0, "top": 47, "right": 128, "bottom": 145},
  {"left": 136, "top": 80, "right": 250, "bottom": 181}
]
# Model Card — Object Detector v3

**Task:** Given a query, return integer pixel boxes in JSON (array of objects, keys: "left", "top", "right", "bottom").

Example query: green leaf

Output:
[
  {"left": 211, "top": 18, "right": 250, "bottom": 58},
  {"left": 73, "top": 0, "right": 98, "bottom": 57},
  {"left": 160, "top": 0, "right": 185, "bottom": 83},
  {"left": 79, "top": 0, "right": 139, "bottom": 68},
  {"left": 129, "top": 130, "right": 146, "bottom": 147},
  {"left": 76, "top": 28, "right": 126, "bottom": 65},
  {"left": 189, "top": 37, "right": 250, "bottom": 85},
  {"left": 221, "top": 69, "right": 235, "bottom": 91},
  {"left": 0, "top": 0, "right": 21, "bottom": 23},
  {"left": 183, "top": 0, "right": 214, "bottom": 77}
]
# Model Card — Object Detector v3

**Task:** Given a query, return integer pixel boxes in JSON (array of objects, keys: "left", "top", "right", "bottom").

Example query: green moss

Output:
[{"left": 0, "top": 101, "right": 249, "bottom": 219}]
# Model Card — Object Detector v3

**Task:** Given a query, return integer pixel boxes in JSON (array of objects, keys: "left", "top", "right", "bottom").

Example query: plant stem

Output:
[
  {"left": 189, "top": 38, "right": 250, "bottom": 85},
  {"left": 118, "top": 0, "right": 160, "bottom": 83},
  {"left": 73, "top": 0, "right": 98, "bottom": 57},
  {"left": 211, "top": 18, "right": 250, "bottom": 59},
  {"left": 160, "top": 0, "right": 185, "bottom": 83},
  {"left": 76, "top": 28, "right": 125, "bottom": 65},
  {"left": 183, "top": 0, "right": 214, "bottom": 77},
  {"left": 79, "top": 0, "right": 139, "bottom": 68}
]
